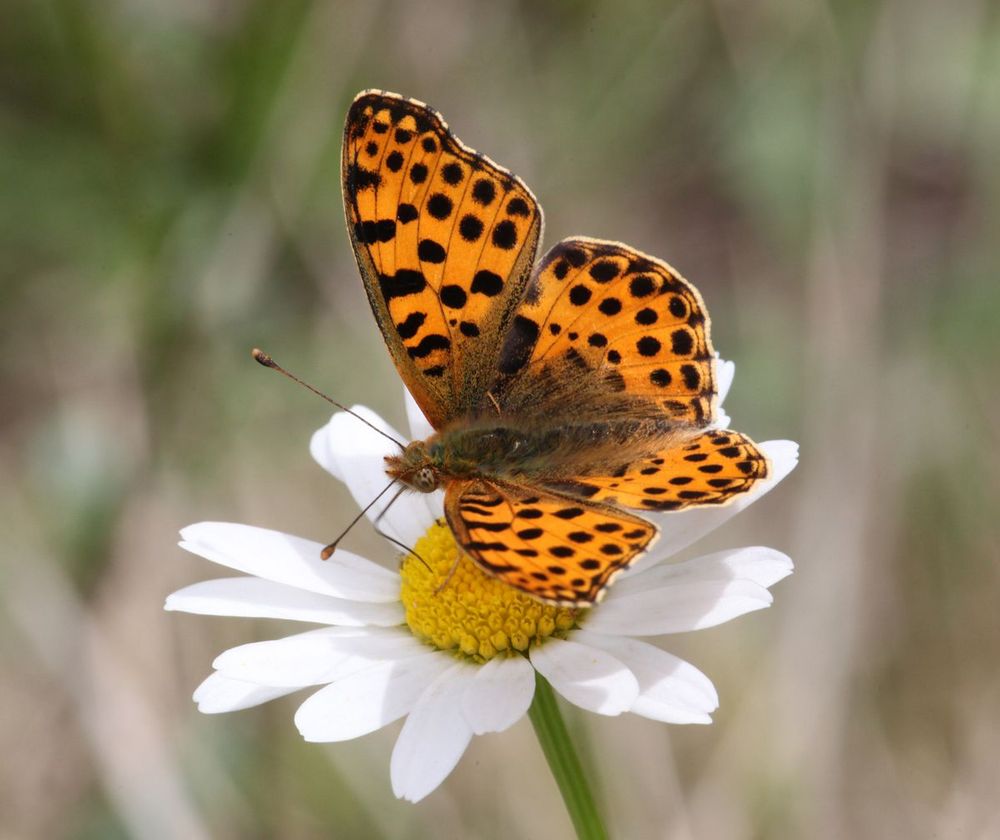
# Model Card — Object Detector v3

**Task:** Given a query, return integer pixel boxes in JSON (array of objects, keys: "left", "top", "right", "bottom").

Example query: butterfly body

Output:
[
  {"left": 391, "top": 414, "right": 697, "bottom": 488},
  {"left": 344, "top": 91, "right": 770, "bottom": 606}
]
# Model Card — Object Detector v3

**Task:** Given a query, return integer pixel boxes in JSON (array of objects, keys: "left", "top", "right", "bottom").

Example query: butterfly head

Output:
[{"left": 385, "top": 441, "right": 441, "bottom": 493}]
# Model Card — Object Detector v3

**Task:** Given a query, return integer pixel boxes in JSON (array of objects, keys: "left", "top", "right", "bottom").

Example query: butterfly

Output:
[{"left": 341, "top": 90, "right": 769, "bottom": 607}]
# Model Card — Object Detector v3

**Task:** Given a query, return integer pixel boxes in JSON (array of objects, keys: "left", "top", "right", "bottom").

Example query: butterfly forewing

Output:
[
  {"left": 343, "top": 91, "right": 543, "bottom": 428},
  {"left": 495, "top": 238, "right": 716, "bottom": 425},
  {"left": 444, "top": 480, "right": 657, "bottom": 606}
]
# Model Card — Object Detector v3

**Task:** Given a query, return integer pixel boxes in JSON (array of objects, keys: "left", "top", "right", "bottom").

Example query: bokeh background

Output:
[{"left": 2, "top": 0, "right": 999, "bottom": 837}]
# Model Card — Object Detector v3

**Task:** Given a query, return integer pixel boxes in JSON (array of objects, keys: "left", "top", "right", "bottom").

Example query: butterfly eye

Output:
[{"left": 413, "top": 467, "right": 438, "bottom": 493}]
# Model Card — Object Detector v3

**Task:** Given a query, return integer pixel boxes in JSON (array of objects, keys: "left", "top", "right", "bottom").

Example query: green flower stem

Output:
[{"left": 528, "top": 672, "right": 608, "bottom": 840}]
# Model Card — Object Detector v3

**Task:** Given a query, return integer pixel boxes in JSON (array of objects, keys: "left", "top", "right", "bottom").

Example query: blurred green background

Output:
[{"left": 2, "top": 0, "right": 998, "bottom": 837}]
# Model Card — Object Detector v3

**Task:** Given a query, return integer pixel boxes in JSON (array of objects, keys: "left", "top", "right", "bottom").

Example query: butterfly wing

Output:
[
  {"left": 486, "top": 237, "right": 770, "bottom": 515},
  {"left": 494, "top": 237, "right": 716, "bottom": 425},
  {"left": 542, "top": 430, "right": 770, "bottom": 513},
  {"left": 343, "top": 91, "right": 543, "bottom": 429},
  {"left": 445, "top": 479, "right": 657, "bottom": 606}
]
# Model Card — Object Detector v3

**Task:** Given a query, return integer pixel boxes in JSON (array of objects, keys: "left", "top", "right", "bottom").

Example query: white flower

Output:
[{"left": 167, "top": 363, "right": 797, "bottom": 803}]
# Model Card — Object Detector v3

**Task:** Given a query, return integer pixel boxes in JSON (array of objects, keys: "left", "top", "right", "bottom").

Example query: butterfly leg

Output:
[{"left": 432, "top": 546, "right": 464, "bottom": 597}]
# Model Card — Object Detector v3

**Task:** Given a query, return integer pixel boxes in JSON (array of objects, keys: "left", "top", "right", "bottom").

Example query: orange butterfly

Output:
[{"left": 342, "top": 90, "right": 768, "bottom": 606}]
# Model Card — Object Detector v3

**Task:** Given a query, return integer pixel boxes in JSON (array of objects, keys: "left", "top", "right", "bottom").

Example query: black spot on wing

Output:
[
  {"left": 498, "top": 315, "right": 540, "bottom": 375},
  {"left": 671, "top": 329, "right": 694, "bottom": 355},
  {"left": 395, "top": 311, "right": 426, "bottom": 340},
  {"left": 635, "top": 307, "right": 657, "bottom": 325},
  {"left": 409, "top": 163, "right": 428, "bottom": 184},
  {"left": 471, "top": 270, "right": 503, "bottom": 296},
  {"left": 385, "top": 151, "right": 403, "bottom": 172},
  {"left": 650, "top": 368, "right": 672, "bottom": 386},
  {"left": 427, "top": 193, "right": 453, "bottom": 220},
  {"left": 492, "top": 220, "right": 518, "bottom": 250},
  {"left": 629, "top": 275, "right": 655, "bottom": 298},
  {"left": 347, "top": 163, "right": 381, "bottom": 191},
  {"left": 354, "top": 219, "right": 397, "bottom": 244},
  {"left": 472, "top": 178, "right": 496, "bottom": 206},
  {"left": 507, "top": 197, "right": 530, "bottom": 217},
  {"left": 438, "top": 284, "right": 466, "bottom": 309},
  {"left": 459, "top": 214, "right": 484, "bottom": 242},
  {"left": 680, "top": 364, "right": 700, "bottom": 389},
  {"left": 637, "top": 336, "right": 661, "bottom": 356},
  {"left": 418, "top": 239, "right": 446, "bottom": 263},
  {"left": 589, "top": 261, "right": 620, "bottom": 282},
  {"left": 379, "top": 269, "right": 426, "bottom": 301},
  {"left": 441, "top": 162, "right": 464, "bottom": 185},
  {"left": 407, "top": 334, "right": 451, "bottom": 359}
]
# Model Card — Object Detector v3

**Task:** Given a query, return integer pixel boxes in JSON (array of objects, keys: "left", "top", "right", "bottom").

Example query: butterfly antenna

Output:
[
  {"left": 320, "top": 480, "right": 400, "bottom": 559},
  {"left": 252, "top": 349, "right": 405, "bottom": 450}
]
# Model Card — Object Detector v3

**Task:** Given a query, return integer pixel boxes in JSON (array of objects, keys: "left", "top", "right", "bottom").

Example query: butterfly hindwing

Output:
[
  {"left": 495, "top": 237, "right": 716, "bottom": 425},
  {"left": 343, "top": 91, "right": 543, "bottom": 429},
  {"left": 444, "top": 480, "right": 658, "bottom": 606},
  {"left": 542, "top": 430, "right": 769, "bottom": 513}
]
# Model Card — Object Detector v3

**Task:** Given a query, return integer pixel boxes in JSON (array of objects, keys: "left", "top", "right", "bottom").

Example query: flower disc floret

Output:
[{"left": 400, "top": 522, "right": 579, "bottom": 661}]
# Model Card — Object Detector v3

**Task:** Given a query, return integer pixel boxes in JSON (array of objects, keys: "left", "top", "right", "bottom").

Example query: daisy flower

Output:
[{"left": 166, "top": 361, "right": 797, "bottom": 804}]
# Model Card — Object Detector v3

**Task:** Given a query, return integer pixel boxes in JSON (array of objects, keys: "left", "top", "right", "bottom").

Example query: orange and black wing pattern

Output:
[
  {"left": 343, "top": 91, "right": 543, "bottom": 429},
  {"left": 495, "top": 238, "right": 716, "bottom": 425},
  {"left": 445, "top": 480, "right": 657, "bottom": 606}
]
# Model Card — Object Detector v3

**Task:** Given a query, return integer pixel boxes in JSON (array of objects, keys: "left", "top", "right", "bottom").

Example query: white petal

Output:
[
  {"left": 165, "top": 577, "right": 404, "bottom": 626},
  {"left": 638, "top": 440, "right": 799, "bottom": 564},
  {"left": 712, "top": 404, "right": 732, "bottom": 430},
  {"left": 716, "top": 357, "right": 735, "bottom": 405},
  {"left": 193, "top": 671, "right": 300, "bottom": 713},
  {"left": 584, "top": 577, "right": 772, "bottom": 636},
  {"left": 461, "top": 655, "right": 536, "bottom": 735},
  {"left": 391, "top": 663, "right": 477, "bottom": 802},
  {"left": 310, "top": 409, "right": 442, "bottom": 546},
  {"left": 309, "top": 415, "right": 344, "bottom": 481},
  {"left": 572, "top": 631, "right": 717, "bottom": 724},
  {"left": 612, "top": 546, "right": 793, "bottom": 599},
  {"left": 294, "top": 651, "right": 450, "bottom": 742},
  {"left": 178, "top": 522, "right": 399, "bottom": 603},
  {"left": 710, "top": 358, "right": 734, "bottom": 428},
  {"left": 309, "top": 406, "right": 403, "bottom": 481},
  {"left": 404, "top": 387, "right": 435, "bottom": 442},
  {"left": 213, "top": 626, "right": 427, "bottom": 687},
  {"left": 529, "top": 638, "right": 638, "bottom": 716}
]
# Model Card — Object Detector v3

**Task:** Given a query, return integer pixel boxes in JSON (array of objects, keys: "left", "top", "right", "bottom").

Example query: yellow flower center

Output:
[{"left": 400, "top": 521, "right": 580, "bottom": 662}]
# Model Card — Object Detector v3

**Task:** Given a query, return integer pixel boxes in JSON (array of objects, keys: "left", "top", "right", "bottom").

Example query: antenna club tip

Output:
[
  {"left": 320, "top": 546, "right": 335, "bottom": 561},
  {"left": 252, "top": 348, "right": 275, "bottom": 368}
]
